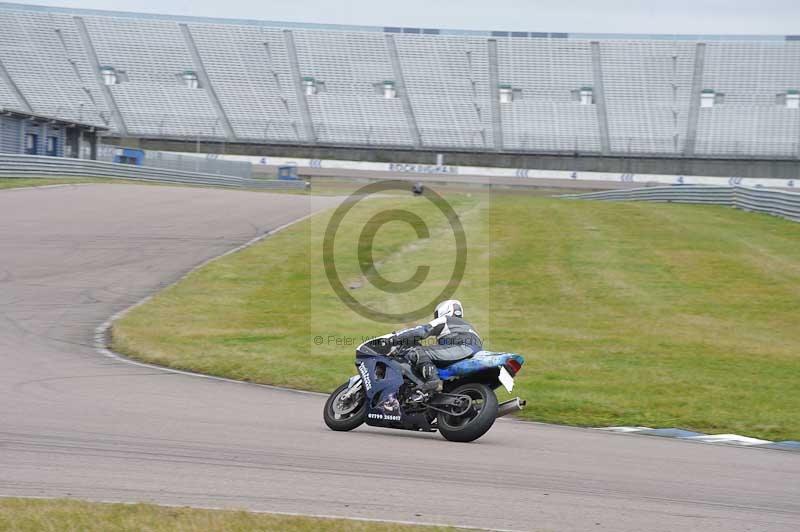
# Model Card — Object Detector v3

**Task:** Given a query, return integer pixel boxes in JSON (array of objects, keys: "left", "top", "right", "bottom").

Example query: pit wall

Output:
[{"left": 187, "top": 153, "right": 799, "bottom": 189}]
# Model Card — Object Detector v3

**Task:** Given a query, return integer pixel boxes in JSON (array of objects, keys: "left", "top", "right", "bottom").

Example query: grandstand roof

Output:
[
  {"left": 0, "top": 1, "right": 794, "bottom": 42},
  {"left": 1, "top": 108, "right": 108, "bottom": 131}
]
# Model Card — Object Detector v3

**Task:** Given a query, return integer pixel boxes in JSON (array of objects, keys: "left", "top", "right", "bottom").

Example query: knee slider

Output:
[
  {"left": 407, "top": 348, "right": 431, "bottom": 366},
  {"left": 421, "top": 363, "right": 438, "bottom": 380}
]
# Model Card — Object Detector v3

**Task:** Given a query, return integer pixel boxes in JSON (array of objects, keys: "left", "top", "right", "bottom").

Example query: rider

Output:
[{"left": 387, "top": 300, "right": 483, "bottom": 399}]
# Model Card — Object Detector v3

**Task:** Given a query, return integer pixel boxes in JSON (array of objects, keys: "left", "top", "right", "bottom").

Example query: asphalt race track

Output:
[{"left": 1, "top": 184, "right": 798, "bottom": 532}]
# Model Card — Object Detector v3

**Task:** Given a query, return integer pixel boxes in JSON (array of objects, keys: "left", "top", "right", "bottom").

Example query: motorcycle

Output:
[{"left": 323, "top": 334, "right": 526, "bottom": 442}]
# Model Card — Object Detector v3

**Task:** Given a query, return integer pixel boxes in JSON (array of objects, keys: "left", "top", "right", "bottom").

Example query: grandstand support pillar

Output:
[
  {"left": 590, "top": 41, "right": 611, "bottom": 155},
  {"left": 179, "top": 24, "right": 237, "bottom": 141},
  {"left": 66, "top": 127, "right": 79, "bottom": 158},
  {"left": 0, "top": 59, "right": 33, "bottom": 113},
  {"left": 74, "top": 16, "right": 129, "bottom": 136},
  {"left": 487, "top": 39, "right": 503, "bottom": 151},
  {"left": 684, "top": 42, "right": 706, "bottom": 157},
  {"left": 385, "top": 34, "right": 422, "bottom": 148},
  {"left": 89, "top": 132, "right": 98, "bottom": 161},
  {"left": 282, "top": 30, "right": 317, "bottom": 143}
]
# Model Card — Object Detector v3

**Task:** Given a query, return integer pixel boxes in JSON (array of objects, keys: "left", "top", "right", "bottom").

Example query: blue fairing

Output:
[{"left": 437, "top": 351, "right": 524, "bottom": 380}]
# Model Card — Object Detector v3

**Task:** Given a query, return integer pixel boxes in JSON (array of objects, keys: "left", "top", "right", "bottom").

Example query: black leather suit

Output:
[{"left": 389, "top": 316, "right": 483, "bottom": 390}]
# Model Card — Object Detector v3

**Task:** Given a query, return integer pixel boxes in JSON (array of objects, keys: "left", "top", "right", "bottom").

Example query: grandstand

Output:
[{"left": 1, "top": 2, "right": 799, "bottom": 173}]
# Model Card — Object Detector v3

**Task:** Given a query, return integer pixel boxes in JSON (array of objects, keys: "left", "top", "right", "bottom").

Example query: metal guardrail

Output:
[
  {"left": 0, "top": 154, "right": 305, "bottom": 190},
  {"left": 96, "top": 147, "right": 253, "bottom": 178},
  {"left": 560, "top": 185, "right": 800, "bottom": 223}
]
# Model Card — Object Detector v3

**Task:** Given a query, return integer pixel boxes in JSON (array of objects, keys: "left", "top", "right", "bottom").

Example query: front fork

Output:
[{"left": 340, "top": 375, "right": 363, "bottom": 402}]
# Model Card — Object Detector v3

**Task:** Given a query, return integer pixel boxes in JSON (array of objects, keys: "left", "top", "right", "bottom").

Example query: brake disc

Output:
[{"left": 333, "top": 390, "right": 361, "bottom": 415}]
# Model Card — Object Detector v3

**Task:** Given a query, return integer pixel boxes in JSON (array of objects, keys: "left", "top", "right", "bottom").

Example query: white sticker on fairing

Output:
[
  {"left": 358, "top": 362, "right": 372, "bottom": 391},
  {"left": 499, "top": 366, "right": 514, "bottom": 393}
]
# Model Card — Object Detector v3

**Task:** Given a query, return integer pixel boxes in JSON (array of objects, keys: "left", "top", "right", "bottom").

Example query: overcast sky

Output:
[{"left": 11, "top": 0, "right": 800, "bottom": 35}]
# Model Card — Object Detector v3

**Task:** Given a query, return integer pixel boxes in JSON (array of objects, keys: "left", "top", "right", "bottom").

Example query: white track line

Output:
[
  {"left": 94, "top": 210, "right": 326, "bottom": 397},
  {"left": 686, "top": 434, "right": 773, "bottom": 446}
]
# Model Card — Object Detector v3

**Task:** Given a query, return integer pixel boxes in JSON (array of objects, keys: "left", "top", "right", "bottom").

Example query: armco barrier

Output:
[
  {"left": 560, "top": 185, "right": 800, "bottom": 223},
  {"left": 218, "top": 153, "right": 800, "bottom": 189},
  {"left": 0, "top": 155, "right": 304, "bottom": 190},
  {"left": 96, "top": 146, "right": 254, "bottom": 178}
]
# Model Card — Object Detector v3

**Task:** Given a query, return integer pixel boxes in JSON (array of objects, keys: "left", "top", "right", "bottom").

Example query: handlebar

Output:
[{"left": 356, "top": 334, "right": 419, "bottom": 358}]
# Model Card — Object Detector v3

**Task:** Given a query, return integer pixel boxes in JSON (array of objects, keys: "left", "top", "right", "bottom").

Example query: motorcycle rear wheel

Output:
[
  {"left": 324, "top": 381, "right": 366, "bottom": 431},
  {"left": 437, "top": 382, "right": 498, "bottom": 442}
]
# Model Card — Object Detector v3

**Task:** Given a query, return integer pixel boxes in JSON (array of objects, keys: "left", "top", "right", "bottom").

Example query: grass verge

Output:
[
  {"left": 113, "top": 190, "right": 800, "bottom": 441},
  {"left": 0, "top": 177, "right": 111, "bottom": 189},
  {"left": 0, "top": 498, "right": 454, "bottom": 531},
  {"left": 0, "top": 176, "right": 376, "bottom": 195},
  {"left": 0, "top": 177, "right": 198, "bottom": 190}
]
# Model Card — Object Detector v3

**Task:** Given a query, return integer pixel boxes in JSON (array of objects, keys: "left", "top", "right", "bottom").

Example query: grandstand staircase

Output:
[
  {"left": 487, "top": 39, "right": 503, "bottom": 151},
  {"left": 684, "top": 43, "right": 706, "bottom": 156},
  {"left": 178, "top": 23, "right": 236, "bottom": 140},
  {"left": 0, "top": 58, "right": 31, "bottom": 113},
  {"left": 73, "top": 16, "right": 128, "bottom": 135},
  {"left": 53, "top": 27, "right": 101, "bottom": 124},
  {"left": 385, "top": 34, "right": 422, "bottom": 148},
  {"left": 282, "top": 30, "right": 316, "bottom": 143},
  {"left": 589, "top": 41, "right": 611, "bottom": 155}
]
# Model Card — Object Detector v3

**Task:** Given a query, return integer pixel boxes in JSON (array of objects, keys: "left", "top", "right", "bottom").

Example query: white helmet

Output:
[{"left": 434, "top": 299, "right": 463, "bottom": 319}]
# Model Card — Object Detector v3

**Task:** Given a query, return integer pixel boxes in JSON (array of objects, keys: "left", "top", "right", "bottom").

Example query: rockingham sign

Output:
[{"left": 386, "top": 163, "right": 459, "bottom": 175}]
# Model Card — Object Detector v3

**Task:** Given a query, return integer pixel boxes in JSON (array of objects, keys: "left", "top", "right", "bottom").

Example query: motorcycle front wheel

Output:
[
  {"left": 437, "top": 382, "right": 498, "bottom": 442},
  {"left": 323, "top": 381, "right": 366, "bottom": 431}
]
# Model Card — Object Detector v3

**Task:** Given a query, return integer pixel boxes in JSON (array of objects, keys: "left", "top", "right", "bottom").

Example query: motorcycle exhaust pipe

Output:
[{"left": 496, "top": 397, "right": 526, "bottom": 418}]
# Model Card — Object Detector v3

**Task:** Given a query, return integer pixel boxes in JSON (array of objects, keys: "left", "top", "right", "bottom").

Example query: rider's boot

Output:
[
  {"left": 406, "top": 349, "right": 442, "bottom": 402},
  {"left": 409, "top": 362, "right": 442, "bottom": 402}
]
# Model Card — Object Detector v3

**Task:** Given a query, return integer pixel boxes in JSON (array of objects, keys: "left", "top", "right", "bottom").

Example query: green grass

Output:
[
  {"left": 114, "top": 194, "right": 485, "bottom": 390},
  {"left": 113, "top": 190, "right": 800, "bottom": 441},
  {"left": 0, "top": 177, "right": 110, "bottom": 189},
  {"left": 269, "top": 177, "right": 366, "bottom": 195},
  {"left": 274, "top": 176, "right": 568, "bottom": 197},
  {"left": 0, "top": 499, "right": 453, "bottom": 531},
  {"left": 0, "top": 176, "right": 320, "bottom": 193},
  {"left": 0, "top": 177, "right": 197, "bottom": 190},
  {"left": 0, "top": 175, "right": 360, "bottom": 196}
]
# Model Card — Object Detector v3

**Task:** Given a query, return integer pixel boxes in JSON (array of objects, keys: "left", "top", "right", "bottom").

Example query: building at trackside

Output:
[
  {"left": 0, "top": 2, "right": 799, "bottom": 177},
  {"left": 0, "top": 108, "right": 105, "bottom": 159}
]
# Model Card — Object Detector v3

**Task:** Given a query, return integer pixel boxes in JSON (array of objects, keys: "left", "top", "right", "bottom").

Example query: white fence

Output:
[
  {"left": 96, "top": 147, "right": 253, "bottom": 178},
  {"left": 560, "top": 185, "right": 800, "bottom": 223},
  {"left": 215, "top": 154, "right": 800, "bottom": 189},
  {"left": 0, "top": 155, "right": 304, "bottom": 190}
]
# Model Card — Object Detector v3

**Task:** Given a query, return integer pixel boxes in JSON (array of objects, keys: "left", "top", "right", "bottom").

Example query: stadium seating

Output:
[
  {"left": 0, "top": 9, "right": 106, "bottom": 125},
  {"left": 0, "top": 2, "right": 798, "bottom": 158},
  {"left": 395, "top": 35, "right": 494, "bottom": 149},
  {"left": 599, "top": 40, "right": 697, "bottom": 154},
  {"left": 190, "top": 25, "right": 301, "bottom": 142},
  {"left": 696, "top": 42, "right": 800, "bottom": 157},
  {"left": 293, "top": 29, "right": 412, "bottom": 146},
  {"left": 496, "top": 39, "right": 600, "bottom": 152},
  {"left": 83, "top": 16, "right": 219, "bottom": 137}
]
